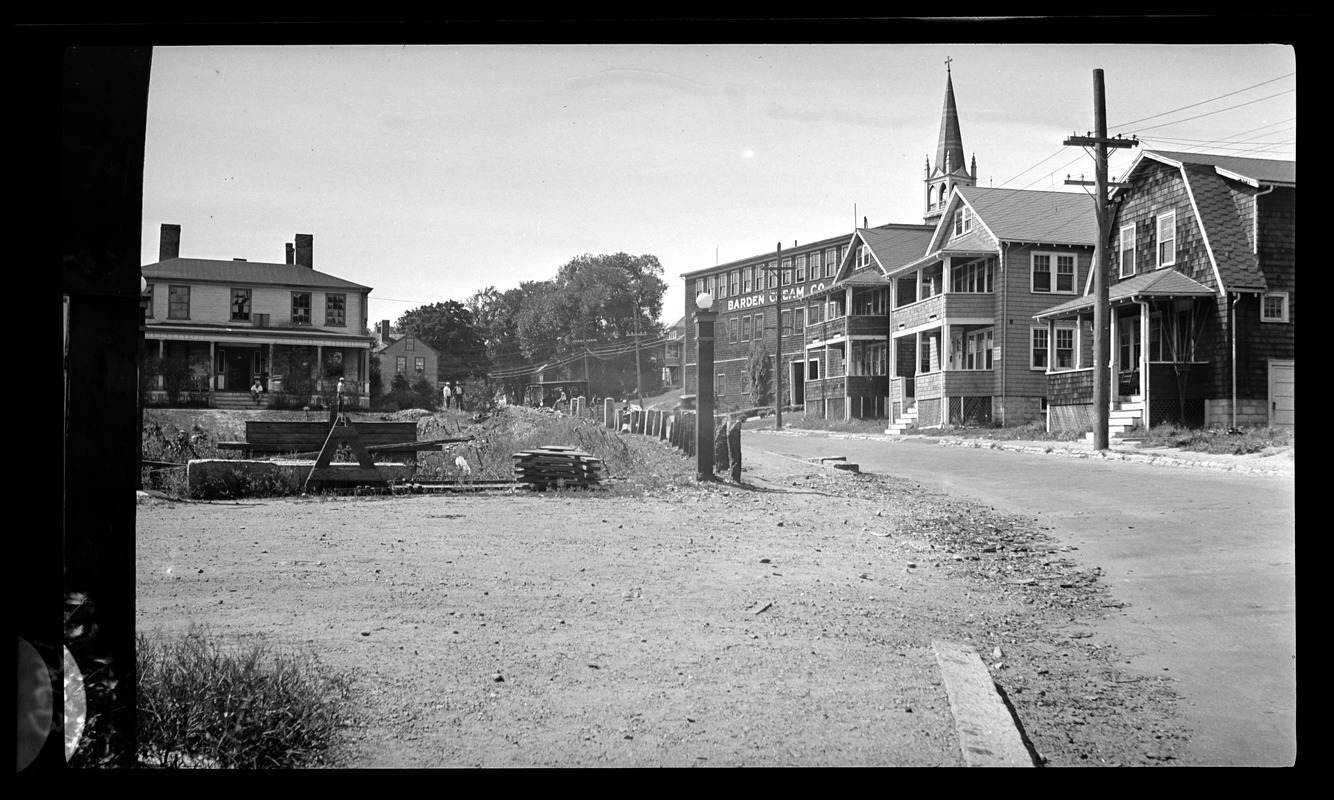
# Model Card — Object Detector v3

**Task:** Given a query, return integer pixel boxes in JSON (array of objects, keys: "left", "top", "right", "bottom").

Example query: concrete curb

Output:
[
  {"left": 747, "top": 428, "right": 1293, "bottom": 477},
  {"left": 932, "top": 640, "right": 1036, "bottom": 767},
  {"left": 935, "top": 438, "right": 1294, "bottom": 477}
]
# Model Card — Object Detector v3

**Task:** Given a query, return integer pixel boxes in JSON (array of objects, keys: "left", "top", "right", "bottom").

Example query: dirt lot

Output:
[{"left": 136, "top": 435, "right": 1188, "bottom": 767}]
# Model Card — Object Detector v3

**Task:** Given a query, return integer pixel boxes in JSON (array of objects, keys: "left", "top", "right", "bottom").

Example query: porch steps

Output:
[
  {"left": 1086, "top": 396, "right": 1144, "bottom": 443},
  {"left": 212, "top": 391, "right": 268, "bottom": 410},
  {"left": 885, "top": 404, "right": 919, "bottom": 435}
]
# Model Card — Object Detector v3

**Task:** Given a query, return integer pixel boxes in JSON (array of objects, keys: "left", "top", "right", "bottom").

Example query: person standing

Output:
[
  {"left": 727, "top": 412, "right": 744, "bottom": 483},
  {"left": 455, "top": 381, "right": 466, "bottom": 412},
  {"left": 443, "top": 381, "right": 452, "bottom": 410}
]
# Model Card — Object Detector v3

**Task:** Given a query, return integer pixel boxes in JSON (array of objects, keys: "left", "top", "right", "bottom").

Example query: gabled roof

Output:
[
  {"left": 1127, "top": 150, "right": 1296, "bottom": 188},
  {"left": 848, "top": 224, "right": 936, "bottom": 278},
  {"left": 372, "top": 337, "right": 441, "bottom": 358},
  {"left": 954, "top": 186, "right": 1098, "bottom": 248},
  {"left": 143, "top": 257, "right": 372, "bottom": 292},
  {"left": 1114, "top": 150, "right": 1295, "bottom": 294},
  {"left": 895, "top": 187, "right": 1097, "bottom": 277},
  {"left": 1034, "top": 269, "right": 1216, "bottom": 321}
]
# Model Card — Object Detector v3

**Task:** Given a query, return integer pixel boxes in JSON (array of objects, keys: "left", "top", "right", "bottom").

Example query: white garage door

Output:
[{"left": 1269, "top": 360, "right": 1294, "bottom": 428}]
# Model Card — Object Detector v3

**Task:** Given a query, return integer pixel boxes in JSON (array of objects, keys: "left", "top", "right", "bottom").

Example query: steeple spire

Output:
[
  {"left": 923, "top": 58, "right": 976, "bottom": 222},
  {"left": 934, "top": 61, "right": 967, "bottom": 179}
]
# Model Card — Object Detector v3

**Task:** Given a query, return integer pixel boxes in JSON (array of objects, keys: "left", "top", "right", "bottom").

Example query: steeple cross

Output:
[{"left": 945, "top": 56, "right": 952, "bottom": 73}]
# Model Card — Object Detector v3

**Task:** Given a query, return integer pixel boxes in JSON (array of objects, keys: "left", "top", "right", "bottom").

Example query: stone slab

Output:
[{"left": 932, "top": 639, "right": 1034, "bottom": 767}]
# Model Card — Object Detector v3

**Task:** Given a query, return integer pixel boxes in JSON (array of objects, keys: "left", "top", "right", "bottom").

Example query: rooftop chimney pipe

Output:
[
  {"left": 286, "top": 243, "right": 294, "bottom": 264},
  {"left": 294, "top": 234, "right": 313, "bottom": 269},
  {"left": 159, "top": 223, "right": 181, "bottom": 261}
]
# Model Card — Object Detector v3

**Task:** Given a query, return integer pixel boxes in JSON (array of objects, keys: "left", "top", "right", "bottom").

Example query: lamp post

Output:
[{"left": 694, "top": 291, "right": 716, "bottom": 481}]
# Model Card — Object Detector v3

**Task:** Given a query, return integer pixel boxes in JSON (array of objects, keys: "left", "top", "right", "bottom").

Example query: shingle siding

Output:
[{"left": 1105, "top": 159, "right": 1294, "bottom": 411}]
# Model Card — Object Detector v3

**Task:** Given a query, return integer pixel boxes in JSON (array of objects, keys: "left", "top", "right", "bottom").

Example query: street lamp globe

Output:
[{"left": 695, "top": 292, "right": 714, "bottom": 312}]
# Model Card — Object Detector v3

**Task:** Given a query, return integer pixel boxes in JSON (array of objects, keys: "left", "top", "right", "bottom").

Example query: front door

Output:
[
  {"left": 1269, "top": 359, "right": 1294, "bottom": 428},
  {"left": 225, "top": 348, "right": 254, "bottom": 393},
  {"left": 1116, "top": 315, "right": 1142, "bottom": 397},
  {"left": 789, "top": 361, "right": 805, "bottom": 407}
]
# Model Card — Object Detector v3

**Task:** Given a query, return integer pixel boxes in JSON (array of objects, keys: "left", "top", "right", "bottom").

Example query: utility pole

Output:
[
  {"left": 634, "top": 298, "right": 643, "bottom": 406},
  {"left": 1064, "top": 69, "right": 1137, "bottom": 451},
  {"left": 772, "top": 244, "right": 784, "bottom": 430}
]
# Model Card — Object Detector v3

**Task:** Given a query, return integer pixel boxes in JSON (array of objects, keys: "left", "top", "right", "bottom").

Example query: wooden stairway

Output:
[{"left": 885, "top": 403, "right": 919, "bottom": 435}]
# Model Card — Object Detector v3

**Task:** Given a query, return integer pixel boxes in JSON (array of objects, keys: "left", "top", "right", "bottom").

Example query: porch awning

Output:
[
  {"left": 1033, "top": 269, "right": 1216, "bottom": 322},
  {"left": 145, "top": 325, "right": 373, "bottom": 349}
]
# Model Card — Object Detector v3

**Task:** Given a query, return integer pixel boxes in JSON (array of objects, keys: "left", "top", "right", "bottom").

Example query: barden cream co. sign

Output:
[{"left": 725, "top": 283, "right": 827, "bottom": 312}]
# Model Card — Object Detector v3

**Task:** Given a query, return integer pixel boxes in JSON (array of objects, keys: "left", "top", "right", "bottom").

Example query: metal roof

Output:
[{"left": 142, "top": 257, "right": 372, "bottom": 292}]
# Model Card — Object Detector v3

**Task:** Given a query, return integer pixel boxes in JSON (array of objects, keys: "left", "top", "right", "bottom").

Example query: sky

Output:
[{"left": 138, "top": 41, "right": 1296, "bottom": 332}]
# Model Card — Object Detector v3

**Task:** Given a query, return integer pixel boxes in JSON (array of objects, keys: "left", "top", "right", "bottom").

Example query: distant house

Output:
[
  {"left": 372, "top": 319, "right": 442, "bottom": 389},
  {"left": 800, "top": 224, "right": 934, "bottom": 420},
  {"left": 141, "top": 224, "right": 374, "bottom": 409},
  {"left": 1036, "top": 151, "right": 1295, "bottom": 433},
  {"left": 662, "top": 316, "right": 686, "bottom": 388}
]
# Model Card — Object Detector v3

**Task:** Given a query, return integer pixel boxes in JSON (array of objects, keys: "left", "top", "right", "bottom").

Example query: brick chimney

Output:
[
  {"left": 379, "top": 320, "right": 392, "bottom": 346},
  {"left": 294, "top": 234, "right": 313, "bottom": 269},
  {"left": 286, "top": 243, "right": 294, "bottom": 264},
  {"left": 159, "top": 223, "right": 181, "bottom": 261}
]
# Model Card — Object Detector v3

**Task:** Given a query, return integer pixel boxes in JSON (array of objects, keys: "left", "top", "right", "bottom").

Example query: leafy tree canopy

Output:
[{"left": 395, "top": 301, "right": 488, "bottom": 380}]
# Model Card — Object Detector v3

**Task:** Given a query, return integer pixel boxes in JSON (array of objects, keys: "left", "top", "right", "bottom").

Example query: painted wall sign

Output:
[{"left": 724, "top": 282, "right": 828, "bottom": 312}]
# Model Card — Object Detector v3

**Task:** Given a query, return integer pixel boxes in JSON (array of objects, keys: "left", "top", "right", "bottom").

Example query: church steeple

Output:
[{"left": 924, "top": 58, "right": 976, "bottom": 223}]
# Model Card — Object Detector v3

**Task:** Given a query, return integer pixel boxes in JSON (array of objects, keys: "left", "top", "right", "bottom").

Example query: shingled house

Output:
[{"left": 1035, "top": 151, "right": 1295, "bottom": 433}]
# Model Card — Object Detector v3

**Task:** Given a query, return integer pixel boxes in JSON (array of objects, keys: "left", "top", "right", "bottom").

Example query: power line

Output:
[
  {"left": 1005, "top": 74, "right": 1296, "bottom": 193},
  {"left": 1107, "top": 73, "right": 1295, "bottom": 131}
]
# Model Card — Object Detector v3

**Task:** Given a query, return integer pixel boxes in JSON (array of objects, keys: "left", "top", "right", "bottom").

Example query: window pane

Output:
[
  {"left": 326, "top": 293, "right": 346, "bottom": 326},
  {"left": 1057, "top": 256, "right": 1074, "bottom": 292},
  {"left": 292, "top": 292, "right": 311, "bottom": 324},
  {"left": 1033, "top": 255, "right": 1051, "bottom": 292}
]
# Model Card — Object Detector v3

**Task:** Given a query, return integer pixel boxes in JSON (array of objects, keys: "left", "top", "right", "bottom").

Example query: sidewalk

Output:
[{"left": 746, "top": 425, "right": 1295, "bottom": 478}]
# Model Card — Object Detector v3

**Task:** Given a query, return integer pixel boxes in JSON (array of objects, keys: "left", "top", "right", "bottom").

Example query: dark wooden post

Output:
[{"left": 694, "top": 296, "right": 717, "bottom": 480}]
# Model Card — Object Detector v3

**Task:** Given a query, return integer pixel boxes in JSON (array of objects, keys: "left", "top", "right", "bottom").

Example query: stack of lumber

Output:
[{"left": 511, "top": 446, "right": 604, "bottom": 490}]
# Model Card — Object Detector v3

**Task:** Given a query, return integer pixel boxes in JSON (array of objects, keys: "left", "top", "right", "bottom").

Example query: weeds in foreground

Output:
[
  {"left": 136, "top": 626, "right": 356, "bottom": 769},
  {"left": 1139, "top": 423, "right": 1294, "bottom": 455},
  {"left": 915, "top": 420, "right": 1085, "bottom": 442}
]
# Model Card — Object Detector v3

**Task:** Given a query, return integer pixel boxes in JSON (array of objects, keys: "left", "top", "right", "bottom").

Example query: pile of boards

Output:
[{"left": 511, "top": 445, "right": 605, "bottom": 490}]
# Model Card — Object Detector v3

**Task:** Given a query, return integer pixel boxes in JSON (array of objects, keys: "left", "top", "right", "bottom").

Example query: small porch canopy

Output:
[{"left": 1034, "top": 269, "right": 1216, "bottom": 322}]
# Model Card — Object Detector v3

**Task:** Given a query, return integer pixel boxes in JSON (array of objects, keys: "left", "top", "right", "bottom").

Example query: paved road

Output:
[{"left": 745, "top": 431, "right": 1297, "bottom": 767}]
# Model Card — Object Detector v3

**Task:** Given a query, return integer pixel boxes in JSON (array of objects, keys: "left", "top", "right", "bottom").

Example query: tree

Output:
[
  {"left": 748, "top": 340, "right": 773, "bottom": 407},
  {"left": 466, "top": 286, "right": 527, "bottom": 372},
  {"left": 396, "top": 301, "right": 488, "bottom": 380}
]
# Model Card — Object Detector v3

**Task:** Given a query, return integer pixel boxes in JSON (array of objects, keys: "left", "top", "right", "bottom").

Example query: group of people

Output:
[{"left": 442, "top": 381, "right": 467, "bottom": 411}]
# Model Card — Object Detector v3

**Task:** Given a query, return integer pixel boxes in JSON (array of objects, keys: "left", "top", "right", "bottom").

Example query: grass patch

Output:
[
  {"left": 751, "top": 410, "right": 887, "bottom": 436},
  {"left": 136, "top": 626, "right": 357, "bottom": 769},
  {"left": 1138, "top": 424, "right": 1294, "bottom": 455},
  {"left": 915, "top": 420, "right": 1085, "bottom": 442}
]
